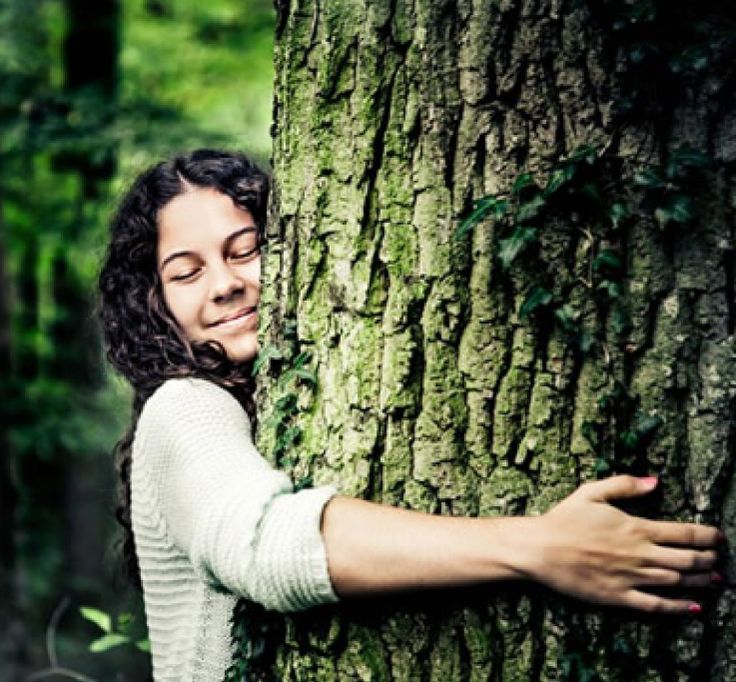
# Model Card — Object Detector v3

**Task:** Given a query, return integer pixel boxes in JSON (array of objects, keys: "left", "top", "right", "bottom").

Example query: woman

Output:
[{"left": 99, "top": 149, "right": 724, "bottom": 682}]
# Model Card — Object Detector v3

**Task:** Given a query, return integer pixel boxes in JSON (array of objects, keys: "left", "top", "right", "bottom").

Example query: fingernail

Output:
[
  {"left": 688, "top": 603, "right": 702, "bottom": 614},
  {"left": 717, "top": 530, "right": 727, "bottom": 544},
  {"left": 639, "top": 476, "right": 658, "bottom": 489},
  {"left": 711, "top": 572, "right": 723, "bottom": 584}
]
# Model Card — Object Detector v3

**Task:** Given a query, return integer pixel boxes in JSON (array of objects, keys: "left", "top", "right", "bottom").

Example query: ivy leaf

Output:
[
  {"left": 609, "top": 202, "right": 629, "bottom": 230},
  {"left": 293, "top": 351, "right": 312, "bottom": 369},
  {"left": 619, "top": 430, "right": 639, "bottom": 450},
  {"left": 598, "top": 280, "right": 623, "bottom": 299},
  {"left": 511, "top": 173, "right": 537, "bottom": 195},
  {"left": 593, "top": 250, "right": 623, "bottom": 273},
  {"left": 634, "top": 167, "right": 666, "bottom": 189},
  {"left": 554, "top": 303, "right": 579, "bottom": 333},
  {"left": 89, "top": 633, "right": 130, "bottom": 653},
  {"left": 294, "top": 475, "right": 313, "bottom": 492},
  {"left": 498, "top": 226, "right": 538, "bottom": 269},
  {"left": 293, "top": 368, "right": 317, "bottom": 385},
  {"left": 79, "top": 607, "right": 111, "bottom": 634},
  {"left": 633, "top": 413, "right": 663, "bottom": 439},
  {"left": 654, "top": 195, "right": 693, "bottom": 229},
  {"left": 252, "top": 344, "right": 283, "bottom": 376},
  {"left": 519, "top": 286, "right": 553, "bottom": 318},
  {"left": 517, "top": 193, "right": 546, "bottom": 222},
  {"left": 568, "top": 144, "right": 598, "bottom": 164},
  {"left": 277, "top": 426, "right": 301, "bottom": 451},
  {"left": 273, "top": 393, "right": 298, "bottom": 414},
  {"left": 576, "top": 331, "right": 595, "bottom": 354},
  {"left": 456, "top": 196, "right": 507, "bottom": 238},
  {"left": 611, "top": 307, "right": 631, "bottom": 334},
  {"left": 543, "top": 167, "right": 572, "bottom": 197},
  {"left": 594, "top": 457, "right": 611, "bottom": 474},
  {"left": 666, "top": 146, "right": 710, "bottom": 178}
]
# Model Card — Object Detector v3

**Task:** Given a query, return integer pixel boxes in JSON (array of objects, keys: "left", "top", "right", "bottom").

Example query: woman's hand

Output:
[{"left": 518, "top": 475, "right": 723, "bottom": 613}]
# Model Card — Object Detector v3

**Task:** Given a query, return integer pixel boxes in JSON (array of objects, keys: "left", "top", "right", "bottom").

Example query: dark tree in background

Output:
[{"left": 237, "top": 0, "right": 736, "bottom": 679}]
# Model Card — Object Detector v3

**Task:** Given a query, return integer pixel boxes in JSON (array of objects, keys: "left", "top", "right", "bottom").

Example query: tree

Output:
[{"left": 229, "top": 0, "right": 736, "bottom": 680}]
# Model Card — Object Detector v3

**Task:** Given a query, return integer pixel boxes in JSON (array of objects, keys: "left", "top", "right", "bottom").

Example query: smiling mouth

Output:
[{"left": 210, "top": 307, "right": 257, "bottom": 327}]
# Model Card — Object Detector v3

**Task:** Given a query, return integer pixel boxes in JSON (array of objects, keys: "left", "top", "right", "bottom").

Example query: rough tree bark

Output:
[{"left": 254, "top": 0, "right": 736, "bottom": 679}]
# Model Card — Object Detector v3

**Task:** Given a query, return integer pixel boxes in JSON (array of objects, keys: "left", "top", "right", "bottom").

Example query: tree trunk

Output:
[{"left": 250, "top": 1, "right": 736, "bottom": 679}]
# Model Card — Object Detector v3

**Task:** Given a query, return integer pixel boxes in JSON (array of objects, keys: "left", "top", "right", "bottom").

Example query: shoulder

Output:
[{"left": 138, "top": 377, "right": 252, "bottom": 437}]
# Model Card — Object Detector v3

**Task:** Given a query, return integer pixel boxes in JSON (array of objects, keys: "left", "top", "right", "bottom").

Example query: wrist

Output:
[{"left": 479, "top": 514, "right": 545, "bottom": 583}]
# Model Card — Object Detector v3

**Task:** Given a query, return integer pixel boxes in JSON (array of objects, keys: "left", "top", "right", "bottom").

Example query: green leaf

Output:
[
  {"left": 519, "top": 286, "right": 553, "bottom": 318},
  {"left": 611, "top": 307, "right": 631, "bottom": 334},
  {"left": 634, "top": 167, "right": 666, "bottom": 189},
  {"left": 633, "top": 413, "right": 663, "bottom": 439},
  {"left": 568, "top": 144, "right": 598, "bottom": 164},
  {"left": 277, "top": 426, "right": 301, "bottom": 451},
  {"left": 580, "top": 182, "right": 603, "bottom": 203},
  {"left": 577, "top": 331, "right": 595, "bottom": 354},
  {"left": 593, "top": 250, "right": 623, "bottom": 273},
  {"left": 654, "top": 195, "right": 694, "bottom": 229},
  {"left": 597, "top": 280, "right": 623, "bottom": 299},
  {"left": 511, "top": 173, "right": 537, "bottom": 195},
  {"left": 116, "top": 613, "right": 133, "bottom": 634},
  {"left": 619, "top": 430, "right": 639, "bottom": 449},
  {"left": 517, "top": 193, "right": 546, "bottom": 222},
  {"left": 89, "top": 633, "right": 130, "bottom": 653},
  {"left": 293, "top": 368, "right": 317, "bottom": 386},
  {"left": 609, "top": 202, "right": 629, "bottom": 229},
  {"left": 456, "top": 196, "right": 507, "bottom": 238},
  {"left": 294, "top": 475, "right": 313, "bottom": 492},
  {"left": 554, "top": 303, "right": 579, "bottom": 332},
  {"left": 273, "top": 393, "right": 298, "bottom": 414},
  {"left": 498, "top": 226, "right": 538, "bottom": 269},
  {"left": 135, "top": 639, "right": 151, "bottom": 653},
  {"left": 594, "top": 457, "right": 611, "bottom": 474},
  {"left": 666, "top": 146, "right": 710, "bottom": 178},
  {"left": 543, "top": 167, "right": 572, "bottom": 197},
  {"left": 79, "top": 607, "right": 111, "bottom": 634},
  {"left": 252, "top": 345, "right": 283, "bottom": 376},
  {"left": 293, "top": 351, "right": 312, "bottom": 369}
]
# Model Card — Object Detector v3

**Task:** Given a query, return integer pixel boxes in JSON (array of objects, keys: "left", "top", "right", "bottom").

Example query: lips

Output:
[{"left": 209, "top": 306, "right": 257, "bottom": 327}]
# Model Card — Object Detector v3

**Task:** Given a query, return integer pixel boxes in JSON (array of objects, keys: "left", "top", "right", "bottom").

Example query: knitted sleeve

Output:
[{"left": 135, "top": 377, "right": 339, "bottom": 612}]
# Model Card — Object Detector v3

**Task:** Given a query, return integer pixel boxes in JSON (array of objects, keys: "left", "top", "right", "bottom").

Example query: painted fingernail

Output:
[
  {"left": 639, "top": 476, "right": 658, "bottom": 488},
  {"left": 688, "top": 603, "right": 702, "bottom": 614},
  {"left": 716, "top": 530, "right": 727, "bottom": 544},
  {"left": 711, "top": 572, "right": 723, "bottom": 584}
]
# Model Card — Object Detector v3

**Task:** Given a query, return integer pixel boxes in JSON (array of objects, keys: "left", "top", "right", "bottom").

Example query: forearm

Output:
[{"left": 321, "top": 496, "right": 535, "bottom": 596}]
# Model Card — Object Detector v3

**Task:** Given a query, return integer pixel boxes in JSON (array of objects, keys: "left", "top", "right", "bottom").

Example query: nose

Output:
[{"left": 209, "top": 262, "right": 244, "bottom": 303}]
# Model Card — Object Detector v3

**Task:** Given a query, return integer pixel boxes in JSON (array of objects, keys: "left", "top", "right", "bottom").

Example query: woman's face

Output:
[{"left": 157, "top": 187, "right": 260, "bottom": 363}]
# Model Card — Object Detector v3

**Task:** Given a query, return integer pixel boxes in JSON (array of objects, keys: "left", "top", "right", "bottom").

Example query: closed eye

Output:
[
  {"left": 171, "top": 268, "right": 200, "bottom": 282},
  {"left": 230, "top": 246, "right": 260, "bottom": 260}
]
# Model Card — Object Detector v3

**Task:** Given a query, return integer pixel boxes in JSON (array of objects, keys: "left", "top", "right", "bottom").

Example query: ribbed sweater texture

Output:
[{"left": 131, "top": 378, "right": 338, "bottom": 682}]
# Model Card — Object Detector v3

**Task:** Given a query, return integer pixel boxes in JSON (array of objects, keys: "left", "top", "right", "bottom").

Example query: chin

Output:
[{"left": 224, "top": 338, "right": 259, "bottom": 364}]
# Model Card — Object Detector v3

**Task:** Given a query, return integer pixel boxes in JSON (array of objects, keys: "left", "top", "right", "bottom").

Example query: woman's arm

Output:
[{"left": 321, "top": 475, "right": 723, "bottom": 613}]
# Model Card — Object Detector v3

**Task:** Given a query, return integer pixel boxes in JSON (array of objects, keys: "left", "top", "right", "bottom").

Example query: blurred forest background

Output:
[{"left": 0, "top": 0, "right": 274, "bottom": 678}]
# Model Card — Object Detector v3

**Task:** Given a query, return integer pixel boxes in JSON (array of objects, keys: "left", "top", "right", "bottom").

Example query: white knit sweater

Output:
[{"left": 131, "top": 378, "right": 338, "bottom": 682}]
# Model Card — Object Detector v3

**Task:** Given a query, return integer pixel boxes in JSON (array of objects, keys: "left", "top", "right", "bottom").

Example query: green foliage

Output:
[
  {"left": 456, "top": 137, "right": 711, "bottom": 481},
  {"left": 80, "top": 606, "right": 150, "bottom": 654}
]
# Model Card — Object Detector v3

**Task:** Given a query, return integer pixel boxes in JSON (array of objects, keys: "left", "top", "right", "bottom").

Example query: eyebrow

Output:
[{"left": 159, "top": 226, "right": 258, "bottom": 270}]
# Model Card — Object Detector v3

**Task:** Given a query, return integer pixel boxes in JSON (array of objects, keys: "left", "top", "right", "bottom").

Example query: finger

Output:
[
  {"left": 646, "top": 546, "right": 718, "bottom": 572},
  {"left": 643, "top": 519, "right": 723, "bottom": 548},
  {"left": 577, "top": 475, "right": 658, "bottom": 503},
  {"left": 619, "top": 589, "right": 702, "bottom": 615},
  {"left": 634, "top": 568, "right": 717, "bottom": 589}
]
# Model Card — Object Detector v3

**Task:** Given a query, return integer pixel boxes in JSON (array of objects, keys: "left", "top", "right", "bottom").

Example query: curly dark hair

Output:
[{"left": 98, "top": 149, "right": 269, "bottom": 587}]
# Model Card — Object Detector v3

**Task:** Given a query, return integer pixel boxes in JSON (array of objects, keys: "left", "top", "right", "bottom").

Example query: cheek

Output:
[{"left": 162, "top": 284, "right": 198, "bottom": 330}]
